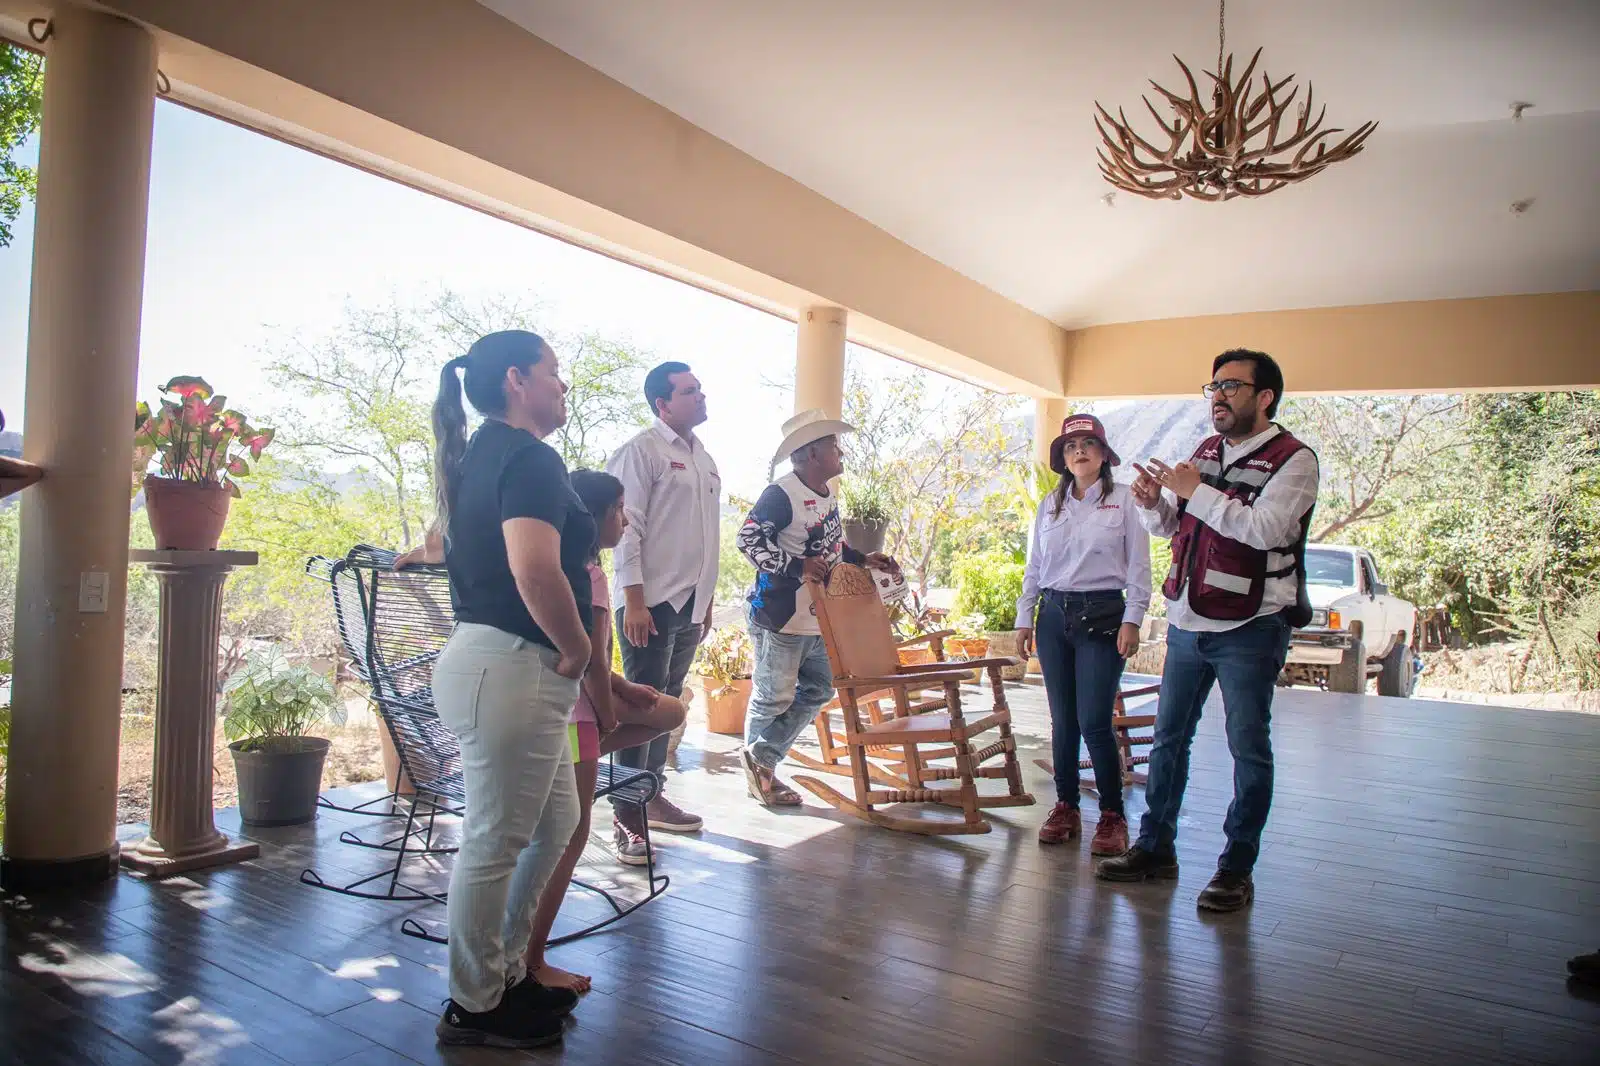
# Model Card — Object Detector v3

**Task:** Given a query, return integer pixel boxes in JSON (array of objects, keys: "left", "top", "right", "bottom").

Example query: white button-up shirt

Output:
[
  {"left": 1016, "top": 481, "right": 1152, "bottom": 628},
  {"left": 1141, "top": 424, "right": 1321, "bottom": 633},
  {"left": 605, "top": 419, "right": 721, "bottom": 615}
]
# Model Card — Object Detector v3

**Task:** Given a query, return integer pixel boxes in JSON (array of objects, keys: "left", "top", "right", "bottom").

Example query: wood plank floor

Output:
[{"left": 4, "top": 683, "right": 1597, "bottom": 1065}]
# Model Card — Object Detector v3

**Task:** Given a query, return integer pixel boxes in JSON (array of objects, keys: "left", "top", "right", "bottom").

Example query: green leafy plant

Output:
[
  {"left": 221, "top": 649, "right": 343, "bottom": 750},
  {"left": 953, "top": 550, "right": 1026, "bottom": 632},
  {"left": 134, "top": 376, "right": 275, "bottom": 498},
  {"left": 694, "top": 626, "right": 753, "bottom": 690},
  {"left": 887, "top": 588, "right": 944, "bottom": 642},
  {"left": 948, "top": 613, "right": 988, "bottom": 641},
  {"left": 839, "top": 475, "right": 895, "bottom": 527},
  {"left": 1008, "top": 461, "right": 1060, "bottom": 518}
]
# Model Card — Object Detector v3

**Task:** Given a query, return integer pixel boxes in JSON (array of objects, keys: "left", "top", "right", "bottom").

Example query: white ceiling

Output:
[{"left": 480, "top": 0, "right": 1600, "bottom": 327}]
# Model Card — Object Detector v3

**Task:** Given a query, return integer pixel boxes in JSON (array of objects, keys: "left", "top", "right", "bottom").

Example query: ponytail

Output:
[
  {"left": 432, "top": 356, "right": 470, "bottom": 536},
  {"left": 429, "top": 331, "right": 551, "bottom": 536}
]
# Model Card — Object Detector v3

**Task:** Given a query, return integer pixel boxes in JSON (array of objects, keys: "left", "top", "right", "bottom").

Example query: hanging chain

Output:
[{"left": 1217, "top": 0, "right": 1227, "bottom": 77}]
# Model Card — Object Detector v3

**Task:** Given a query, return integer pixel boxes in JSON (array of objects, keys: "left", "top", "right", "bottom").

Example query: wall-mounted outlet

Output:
[{"left": 79, "top": 571, "right": 109, "bottom": 613}]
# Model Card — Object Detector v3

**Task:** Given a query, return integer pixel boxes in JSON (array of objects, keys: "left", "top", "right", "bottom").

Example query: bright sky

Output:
[{"left": 0, "top": 101, "right": 956, "bottom": 500}]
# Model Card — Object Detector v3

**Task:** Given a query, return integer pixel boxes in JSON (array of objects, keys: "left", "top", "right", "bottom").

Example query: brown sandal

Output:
[{"left": 742, "top": 749, "right": 803, "bottom": 807}]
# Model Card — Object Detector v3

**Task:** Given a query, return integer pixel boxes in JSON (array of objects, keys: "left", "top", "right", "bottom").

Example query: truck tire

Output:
[
  {"left": 1378, "top": 638, "right": 1415, "bottom": 697},
  {"left": 1328, "top": 638, "right": 1366, "bottom": 694}
]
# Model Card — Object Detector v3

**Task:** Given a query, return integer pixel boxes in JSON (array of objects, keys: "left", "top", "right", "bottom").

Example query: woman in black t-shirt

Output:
[{"left": 426, "top": 330, "right": 594, "bottom": 1050}]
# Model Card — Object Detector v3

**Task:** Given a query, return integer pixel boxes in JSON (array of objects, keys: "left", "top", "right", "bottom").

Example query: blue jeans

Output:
[
  {"left": 1035, "top": 591, "right": 1127, "bottom": 812},
  {"left": 1136, "top": 613, "right": 1293, "bottom": 874},
  {"left": 745, "top": 626, "right": 834, "bottom": 770}
]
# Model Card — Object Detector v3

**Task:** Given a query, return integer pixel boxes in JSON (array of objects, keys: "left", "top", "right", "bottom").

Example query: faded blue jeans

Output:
[
  {"left": 744, "top": 626, "right": 834, "bottom": 770},
  {"left": 1136, "top": 612, "right": 1293, "bottom": 874},
  {"left": 431, "top": 623, "right": 582, "bottom": 1013}
]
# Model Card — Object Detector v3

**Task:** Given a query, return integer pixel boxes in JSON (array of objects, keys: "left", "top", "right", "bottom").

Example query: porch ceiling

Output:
[{"left": 485, "top": 0, "right": 1600, "bottom": 328}]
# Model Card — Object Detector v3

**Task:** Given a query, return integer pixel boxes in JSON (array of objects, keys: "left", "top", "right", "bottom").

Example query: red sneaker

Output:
[
  {"left": 1038, "top": 802, "right": 1082, "bottom": 845},
  {"left": 1090, "top": 811, "right": 1129, "bottom": 856}
]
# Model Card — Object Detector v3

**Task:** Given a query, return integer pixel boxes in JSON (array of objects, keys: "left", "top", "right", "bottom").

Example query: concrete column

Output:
[
  {"left": 121, "top": 552, "right": 261, "bottom": 877},
  {"left": 1033, "top": 397, "right": 1070, "bottom": 469},
  {"left": 1, "top": 7, "right": 158, "bottom": 890},
  {"left": 794, "top": 305, "right": 847, "bottom": 418}
]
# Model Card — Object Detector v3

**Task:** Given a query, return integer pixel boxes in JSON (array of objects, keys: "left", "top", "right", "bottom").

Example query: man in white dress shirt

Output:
[
  {"left": 604, "top": 362, "right": 720, "bottom": 852},
  {"left": 1097, "top": 349, "right": 1319, "bottom": 913}
]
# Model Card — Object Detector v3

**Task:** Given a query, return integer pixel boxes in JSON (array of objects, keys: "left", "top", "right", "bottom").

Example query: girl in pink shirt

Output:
[{"left": 523, "top": 470, "right": 686, "bottom": 993}]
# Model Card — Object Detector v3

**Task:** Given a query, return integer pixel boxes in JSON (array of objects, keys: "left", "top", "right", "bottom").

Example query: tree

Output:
[
  {"left": 840, "top": 365, "right": 1026, "bottom": 592},
  {"left": 264, "top": 299, "right": 439, "bottom": 546},
  {"left": 431, "top": 291, "right": 650, "bottom": 470},
  {"left": 263, "top": 290, "right": 655, "bottom": 546},
  {"left": 1285, "top": 394, "right": 1465, "bottom": 542},
  {"left": 0, "top": 43, "right": 43, "bottom": 249}
]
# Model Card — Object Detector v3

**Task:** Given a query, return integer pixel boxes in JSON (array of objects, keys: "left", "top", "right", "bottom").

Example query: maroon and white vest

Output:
[{"left": 1162, "top": 428, "right": 1316, "bottom": 624}]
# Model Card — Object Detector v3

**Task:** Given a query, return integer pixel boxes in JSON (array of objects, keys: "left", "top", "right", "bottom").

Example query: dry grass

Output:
[{"left": 115, "top": 713, "right": 387, "bottom": 826}]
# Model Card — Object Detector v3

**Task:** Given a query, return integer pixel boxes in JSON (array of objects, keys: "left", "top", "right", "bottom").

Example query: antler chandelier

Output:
[{"left": 1094, "top": 0, "right": 1377, "bottom": 201}]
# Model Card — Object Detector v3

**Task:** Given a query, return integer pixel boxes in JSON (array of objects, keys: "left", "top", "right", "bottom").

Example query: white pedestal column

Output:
[{"left": 120, "top": 551, "right": 262, "bottom": 877}]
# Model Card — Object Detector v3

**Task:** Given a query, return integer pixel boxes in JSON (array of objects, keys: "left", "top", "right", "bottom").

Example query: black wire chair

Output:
[
  {"left": 305, "top": 553, "right": 420, "bottom": 825},
  {"left": 303, "top": 545, "right": 670, "bottom": 944}
]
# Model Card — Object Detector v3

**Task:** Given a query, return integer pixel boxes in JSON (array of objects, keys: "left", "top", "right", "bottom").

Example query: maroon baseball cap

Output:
[{"left": 1049, "top": 413, "right": 1120, "bottom": 473}]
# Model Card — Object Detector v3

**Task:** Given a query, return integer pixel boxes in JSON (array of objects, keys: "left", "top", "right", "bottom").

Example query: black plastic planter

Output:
[{"left": 230, "top": 736, "right": 330, "bottom": 826}]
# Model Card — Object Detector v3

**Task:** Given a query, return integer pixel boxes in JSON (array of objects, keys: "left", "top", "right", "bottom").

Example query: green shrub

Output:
[
  {"left": 840, "top": 475, "right": 895, "bottom": 526},
  {"left": 953, "top": 551, "right": 1025, "bottom": 632}
]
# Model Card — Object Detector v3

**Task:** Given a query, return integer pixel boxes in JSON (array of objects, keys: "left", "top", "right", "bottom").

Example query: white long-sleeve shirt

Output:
[
  {"left": 1140, "top": 424, "right": 1321, "bottom": 633},
  {"left": 1016, "top": 480, "right": 1152, "bottom": 628},
  {"left": 605, "top": 419, "right": 721, "bottom": 615}
]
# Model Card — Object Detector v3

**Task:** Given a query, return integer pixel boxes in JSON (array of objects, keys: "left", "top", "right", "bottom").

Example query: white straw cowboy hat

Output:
[{"left": 770, "top": 408, "right": 856, "bottom": 476}]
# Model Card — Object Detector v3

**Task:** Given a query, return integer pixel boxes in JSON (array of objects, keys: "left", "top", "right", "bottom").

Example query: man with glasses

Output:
[{"left": 1097, "top": 349, "right": 1319, "bottom": 912}]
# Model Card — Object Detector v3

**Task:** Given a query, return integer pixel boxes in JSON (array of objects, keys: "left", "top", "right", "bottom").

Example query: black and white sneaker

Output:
[{"left": 435, "top": 995, "right": 564, "bottom": 1048}]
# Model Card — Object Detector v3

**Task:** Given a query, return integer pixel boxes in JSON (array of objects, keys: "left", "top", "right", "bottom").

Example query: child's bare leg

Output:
[
  {"left": 524, "top": 758, "right": 598, "bottom": 992},
  {"left": 600, "top": 694, "right": 688, "bottom": 757}
]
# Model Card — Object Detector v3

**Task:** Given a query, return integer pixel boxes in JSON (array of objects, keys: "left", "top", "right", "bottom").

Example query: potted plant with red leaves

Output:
[{"left": 133, "top": 377, "right": 274, "bottom": 550}]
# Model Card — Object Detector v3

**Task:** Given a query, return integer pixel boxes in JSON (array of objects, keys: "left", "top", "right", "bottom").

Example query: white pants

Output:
[{"left": 432, "top": 622, "right": 581, "bottom": 1012}]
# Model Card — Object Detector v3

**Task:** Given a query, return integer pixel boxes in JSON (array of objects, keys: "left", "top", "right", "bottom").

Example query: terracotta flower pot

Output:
[
  {"left": 897, "top": 646, "right": 937, "bottom": 667},
  {"left": 950, "top": 638, "right": 990, "bottom": 659},
  {"left": 144, "top": 474, "right": 231, "bottom": 550},
  {"left": 704, "top": 677, "right": 752, "bottom": 736}
]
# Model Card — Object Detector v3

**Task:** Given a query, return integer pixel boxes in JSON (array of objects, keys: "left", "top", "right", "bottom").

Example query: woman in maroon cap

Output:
[{"left": 1016, "top": 414, "right": 1151, "bottom": 855}]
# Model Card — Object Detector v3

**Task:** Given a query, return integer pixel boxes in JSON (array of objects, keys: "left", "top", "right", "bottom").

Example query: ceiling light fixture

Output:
[{"left": 1094, "top": 0, "right": 1378, "bottom": 201}]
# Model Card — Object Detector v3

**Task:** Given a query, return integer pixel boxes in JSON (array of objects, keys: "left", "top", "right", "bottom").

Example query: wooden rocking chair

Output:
[
  {"left": 788, "top": 626, "right": 957, "bottom": 786},
  {"left": 791, "top": 563, "right": 1034, "bottom": 835},
  {"left": 1033, "top": 682, "right": 1161, "bottom": 793}
]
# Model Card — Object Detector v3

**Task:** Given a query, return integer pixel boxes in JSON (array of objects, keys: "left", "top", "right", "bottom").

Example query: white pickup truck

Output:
[{"left": 1280, "top": 545, "right": 1421, "bottom": 697}]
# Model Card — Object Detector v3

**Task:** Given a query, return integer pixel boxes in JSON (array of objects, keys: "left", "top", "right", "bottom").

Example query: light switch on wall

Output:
[{"left": 79, "top": 571, "right": 109, "bottom": 613}]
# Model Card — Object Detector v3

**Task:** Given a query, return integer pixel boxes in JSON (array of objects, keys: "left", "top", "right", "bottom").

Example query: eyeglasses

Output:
[{"left": 1202, "top": 379, "right": 1258, "bottom": 400}]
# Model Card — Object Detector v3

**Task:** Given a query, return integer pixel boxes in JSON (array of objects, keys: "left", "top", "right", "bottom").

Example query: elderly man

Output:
[
  {"left": 736, "top": 409, "right": 896, "bottom": 806},
  {"left": 604, "top": 361, "right": 719, "bottom": 860},
  {"left": 1097, "top": 348, "right": 1319, "bottom": 912}
]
